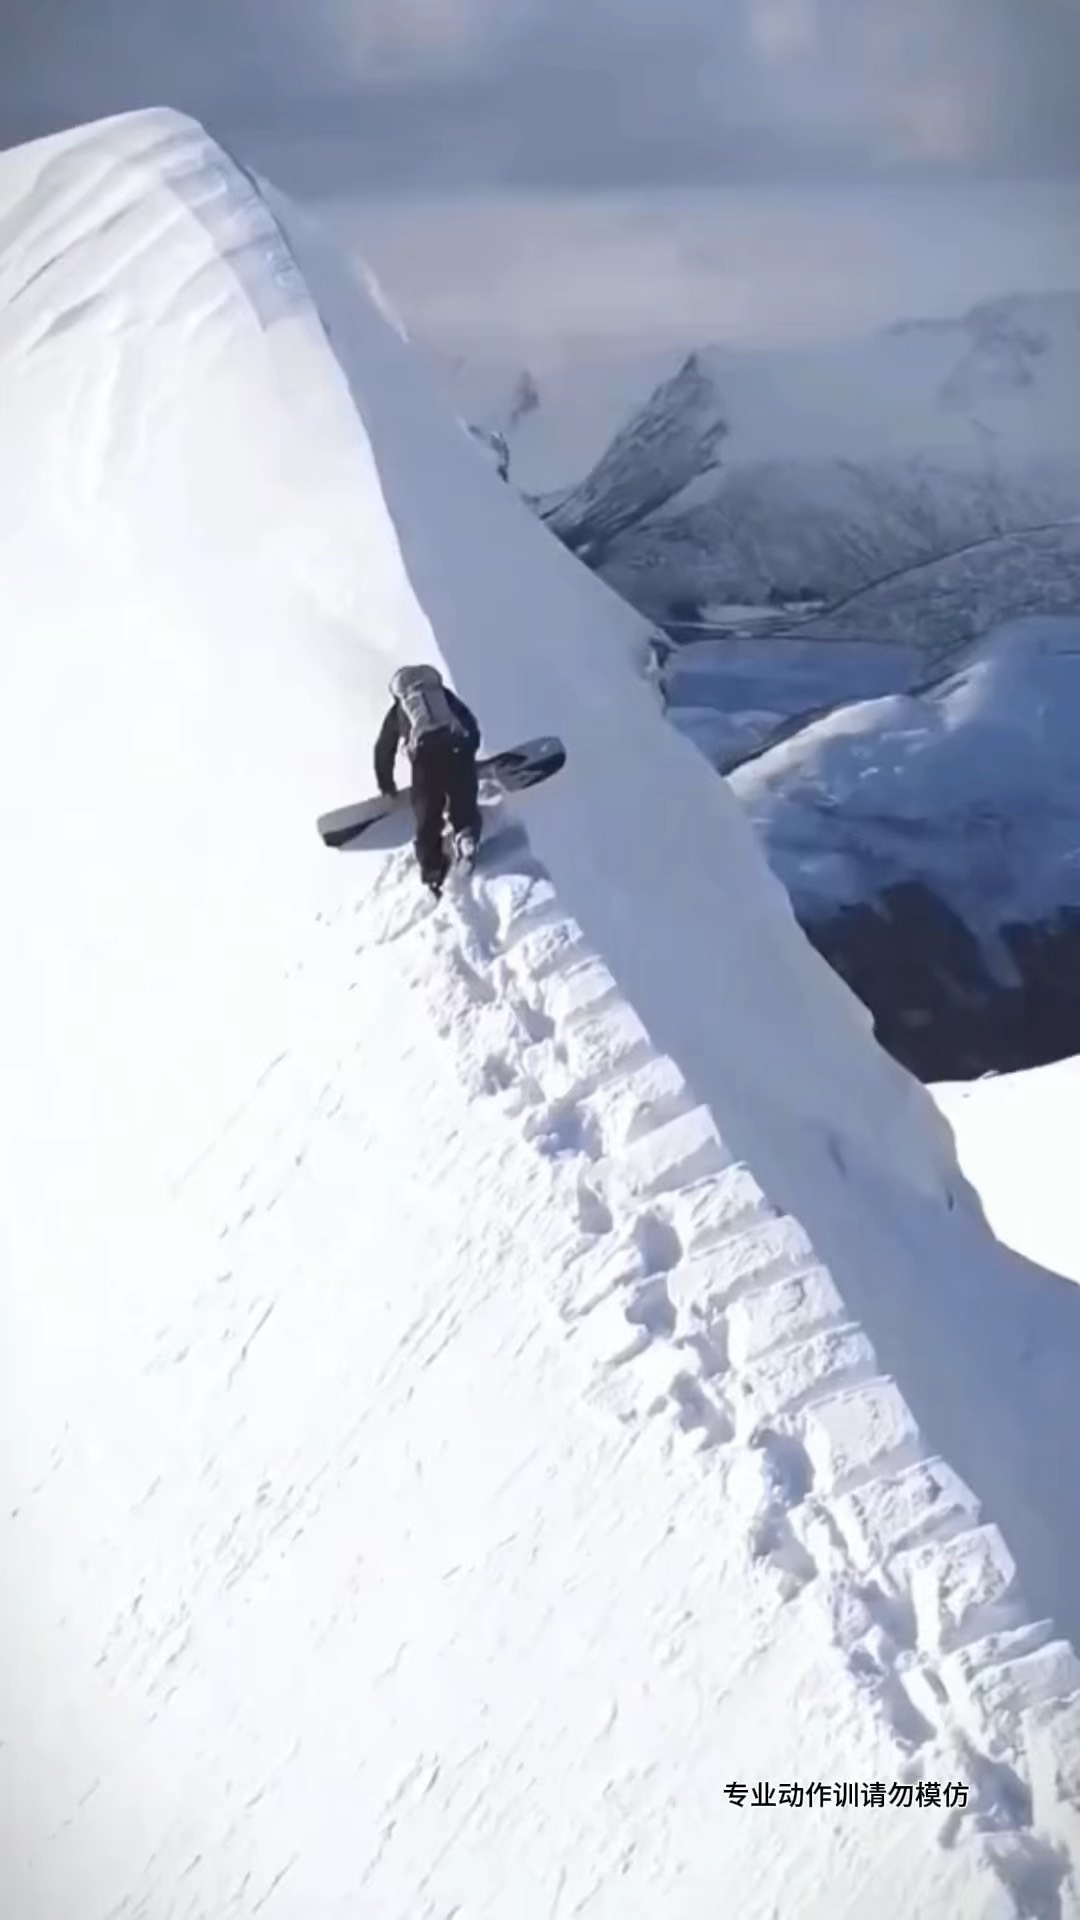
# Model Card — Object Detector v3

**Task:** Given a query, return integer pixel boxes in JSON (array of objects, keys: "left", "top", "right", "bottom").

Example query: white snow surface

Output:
[
  {"left": 934, "top": 1062, "right": 1080, "bottom": 1286},
  {"left": 5, "top": 110, "right": 1080, "bottom": 1919}
]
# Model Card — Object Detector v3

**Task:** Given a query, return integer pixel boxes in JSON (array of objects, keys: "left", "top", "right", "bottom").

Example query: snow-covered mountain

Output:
[
  {"left": 732, "top": 615, "right": 1080, "bottom": 1080},
  {"left": 7, "top": 110, "right": 1080, "bottom": 1918},
  {"left": 588, "top": 458, "right": 1080, "bottom": 627},
  {"left": 657, "top": 526, "right": 1080, "bottom": 784},
  {"left": 462, "top": 295, "right": 1080, "bottom": 625},
  {"left": 794, "top": 521, "right": 1080, "bottom": 659}
]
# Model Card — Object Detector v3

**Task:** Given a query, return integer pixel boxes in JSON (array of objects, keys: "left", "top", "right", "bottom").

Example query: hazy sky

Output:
[
  {"left": 327, "top": 181, "right": 1080, "bottom": 369},
  {"left": 4, "top": 1, "right": 1079, "bottom": 364},
  {"left": 5, "top": 0, "right": 1080, "bottom": 187}
]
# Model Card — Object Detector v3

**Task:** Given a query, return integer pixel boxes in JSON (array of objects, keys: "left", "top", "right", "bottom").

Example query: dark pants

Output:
[{"left": 411, "top": 733, "right": 481, "bottom": 886}]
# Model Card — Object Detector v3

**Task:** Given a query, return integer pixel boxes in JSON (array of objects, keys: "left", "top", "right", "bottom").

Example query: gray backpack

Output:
[{"left": 390, "top": 664, "right": 465, "bottom": 756}]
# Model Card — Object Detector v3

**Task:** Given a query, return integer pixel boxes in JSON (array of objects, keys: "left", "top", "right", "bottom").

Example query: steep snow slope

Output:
[
  {"left": 935, "top": 1062, "right": 1080, "bottom": 1284},
  {"left": 5, "top": 111, "right": 1080, "bottom": 1918}
]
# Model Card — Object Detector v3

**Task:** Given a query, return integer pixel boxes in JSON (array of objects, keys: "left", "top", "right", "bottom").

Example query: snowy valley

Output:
[{"left": 4, "top": 107, "right": 1080, "bottom": 1920}]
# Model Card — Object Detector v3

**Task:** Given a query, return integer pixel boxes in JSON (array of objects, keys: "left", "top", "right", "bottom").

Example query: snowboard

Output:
[{"left": 317, "top": 735, "right": 566, "bottom": 850}]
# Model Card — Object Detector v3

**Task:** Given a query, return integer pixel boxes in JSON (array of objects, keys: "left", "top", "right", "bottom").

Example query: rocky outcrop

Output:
[{"left": 546, "top": 353, "right": 728, "bottom": 568}]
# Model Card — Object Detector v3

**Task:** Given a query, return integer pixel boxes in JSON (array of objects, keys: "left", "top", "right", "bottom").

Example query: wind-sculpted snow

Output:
[
  {"left": 4, "top": 109, "right": 1080, "bottom": 1919},
  {"left": 0, "top": 113, "right": 308, "bottom": 345}
]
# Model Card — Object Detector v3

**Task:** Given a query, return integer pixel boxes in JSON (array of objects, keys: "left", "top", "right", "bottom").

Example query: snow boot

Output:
[{"left": 454, "top": 829, "right": 479, "bottom": 870}]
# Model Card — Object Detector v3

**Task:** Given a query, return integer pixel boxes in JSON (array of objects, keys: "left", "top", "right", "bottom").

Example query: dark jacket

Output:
[{"left": 374, "top": 690, "right": 481, "bottom": 794}]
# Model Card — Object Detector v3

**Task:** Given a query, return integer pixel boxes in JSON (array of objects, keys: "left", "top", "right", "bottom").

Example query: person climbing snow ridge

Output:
[{"left": 374, "top": 664, "right": 483, "bottom": 897}]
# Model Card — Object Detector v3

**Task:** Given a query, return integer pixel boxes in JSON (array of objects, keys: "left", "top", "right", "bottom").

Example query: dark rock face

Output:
[
  {"left": 804, "top": 882, "right": 1080, "bottom": 1081},
  {"left": 547, "top": 354, "right": 728, "bottom": 569}
]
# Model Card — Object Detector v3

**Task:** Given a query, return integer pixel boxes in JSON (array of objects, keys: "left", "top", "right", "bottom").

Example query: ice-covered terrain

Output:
[
  {"left": 5, "top": 111, "right": 1080, "bottom": 1919},
  {"left": 661, "top": 634, "right": 920, "bottom": 772},
  {"left": 934, "top": 1061, "right": 1080, "bottom": 1285},
  {"left": 732, "top": 616, "right": 1080, "bottom": 1080},
  {"left": 462, "top": 298, "right": 1080, "bottom": 626}
]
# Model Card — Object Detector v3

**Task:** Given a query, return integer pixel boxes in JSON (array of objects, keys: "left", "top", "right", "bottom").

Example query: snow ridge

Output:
[
  {"left": 363, "top": 828, "right": 1080, "bottom": 1915},
  {"left": 6, "top": 106, "right": 1080, "bottom": 1915}
]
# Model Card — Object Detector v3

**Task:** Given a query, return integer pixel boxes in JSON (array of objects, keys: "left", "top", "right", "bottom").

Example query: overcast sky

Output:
[
  {"left": 4, "top": 2, "right": 1079, "bottom": 367},
  {"left": 5, "top": 0, "right": 1080, "bottom": 189}
]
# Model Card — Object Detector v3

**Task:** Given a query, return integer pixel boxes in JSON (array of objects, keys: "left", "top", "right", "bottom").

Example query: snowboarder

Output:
[{"left": 374, "top": 664, "right": 483, "bottom": 897}]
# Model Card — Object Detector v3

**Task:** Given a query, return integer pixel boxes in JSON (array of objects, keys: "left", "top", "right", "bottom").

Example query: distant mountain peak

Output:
[
  {"left": 546, "top": 352, "right": 730, "bottom": 565},
  {"left": 936, "top": 290, "right": 1080, "bottom": 414}
]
